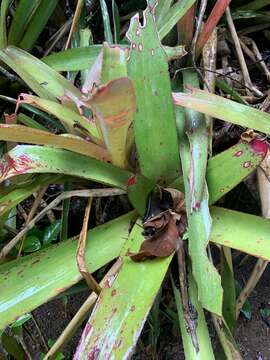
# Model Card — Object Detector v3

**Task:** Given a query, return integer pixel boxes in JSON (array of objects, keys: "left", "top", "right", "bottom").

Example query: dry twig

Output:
[
  {"left": 226, "top": 7, "right": 263, "bottom": 97},
  {"left": 0, "top": 188, "right": 126, "bottom": 260},
  {"left": 76, "top": 198, "right": 102, "bottom": 294},
  {"left": 17, "top": 186, "right": 48, "bottom": 257}
]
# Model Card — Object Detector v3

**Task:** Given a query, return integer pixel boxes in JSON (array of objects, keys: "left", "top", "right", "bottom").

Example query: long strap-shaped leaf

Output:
[
  {"left": 157, "top": 0, "right": 196, "bottom": 40},
  {"left": 0, "top": 145, "right": 131, "bottom": 188},
  {"left": 74, "top": 201, "right": 270, "bottom": 358},
  {"left": 126, "top": 4, "right": 180, "bottom": 182},
  {"left": 42, "top": 45, "right": 186, "bottom": 72},
  {"left": 0, "top": 124, "right": 110, "bottom": 161},
  {"left": 173, "top": 87, "right": 270, "bottom": 135},
  {"left": 172, "top": 269, "right": 215, "bottom": 360},
  {"left": 0, "top": 141, "right": 267, "bottom": 333},
  {"left": 177, "top": 70, "right": 222, "bottom": 315},
  {"left": 42, "top": 46, "right": 103, "bottom": 71},
  {"left": 17, "top": 94, "right": 100, "bottom": 141},
  {"left": 0, "top": 211, "right": 136, "bottom": 330},
  {"left": 74, "top": 222, "right": 172, "bottom": 359},
  {"left": 1, "top": 206, "right": 270, "bottom": 332},
  {"left": 84, "top": 46, "right": 135, "bottom": 168},
  {"left": 0, "top": 46, "right": 81, "bottom": 105},
  {"left": 1, "top": 138, "right": 263, "bottom": 225},
  {"left": 7, "top": 0, "right": 41, "bottom": 45},
  {"left": 0, "top": 0, "right": 11, "bottom": 48},
  {"left": 211, "top": 206, "right": 270, "bottom": 259},
  {"left": 19, "top": 0, "right": 59, "bottom": 52}
]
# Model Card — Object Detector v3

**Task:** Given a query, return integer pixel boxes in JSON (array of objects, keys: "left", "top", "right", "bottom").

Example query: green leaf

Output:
[
  {"left": 0, "top": 175, "right": 61, "bottom": 218},
  {"left": 99, "top": 0, "right": 113, "bottom": 43},
  {"left": 112, "top": 0, "right": 121, "bottom": 43},
  {"left": 0, "top": 124, "right": 108, "bottom": 161},
  {"left": 19, "top": 0, "right": 59, "bottom": 52},
  {"left": 42, "top": 220, "right": 61, "bottom": 247},
  {"left": 173, "top": 87, "right": 270, "bottom": 135},
  {"left": 22, "top": 234, "right": 42, "bottom": 253},
  {"left": 171, "top": 140, "right": 266, "bottom": 202},
  {"left": 18, "top": 94, "right": 100, "bottom": 140},
  {"left": 7, "top": 0, "right": 41, "bottom": 45},
  {"left": 238, "top": 0, "right": 270, "bottom": 11},
  {"left": 127, "top": 6, "right": 180, "bottom": 182},
  {"left": 74, "top": 221, "right": 173, "bottom": 359},
  {"left": 88, "top": 47, "right": 135, "bottom": 167},
  {"left": 221, "top": 247, "right": 236, "bottom": 332},
  {"left": 177, "top": 71, "right": 222, "bottom": 315},
  {"left": 127, "top": 175, "right": 155, "bottom": 216},
  {"left": 10, "top": 313, "right": 32, "bottom": 328},
  {"left": 0, "top": 145, "right": 131, "bottom": 188},
  {"left": 85, "top": 43, "right": 136, "bottom": 168},
  {"left": 0, "top": 0, "right": 11, "bottom": 48},
  {"left": 157, "top": 0, "right": 196, "bottom": 40},
  {"left": 0, "top": 211, "right": 136, "bottom": 329},
  {"left": 17, "top": 113, "right": 48, "bottom": 132},
  {"left": 0, "top": 46, "right": 81, "bottom": 104},
  {"left": 1, "top": 333, "right": 25, "bottom": 360},
  {"left": 154, "top": 0, "right": 174, "bottom": 23},
  {"left": 172, "top": 270, "right": 215, "bottom": 359},
  {"left": 42, "top": 46, "right": 102, "bottom": 72},
  {"left": 207, "top": 140, "right": 267, "bottom": 204},
  {"left": 182, "top": 70, "right": 208, "bottom": 206},
  {"left": 0, "top": 94, "right": 66, "bottom": 132},
  {"left": 215, "top": 79, "right": 248, "bottom": 105},
  {"left": 42, "top": 44, "right": 184, "bottom": 72},
  {"left": 210, "top": 206, "right": 270, "bottom": 261},
  {"left": 47, "top": 339, "right": 65, "bottom": 359}
]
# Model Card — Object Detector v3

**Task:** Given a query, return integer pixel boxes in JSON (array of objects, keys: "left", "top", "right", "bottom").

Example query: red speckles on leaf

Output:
[
  {"left": 87, "top": 346, "right": 100, "bottom": 360},
  {"left": 130, "top": 305, "right": 136, "bottom": 312},
  {"left": 194, "top": 202, "right": 200, "bottom": 210},
  {"left": 0, "top": 153, "right": 34, "bottom": 181},
  {"left": 127, "top": 175, "right": 137, "bottom": 186},
  {"left": 243, "top": 161, "right": 252, "bottom": 168},
  {"left": 4, "top": 113, "right": 16, "bottom": 124},
  {"left": 250, "top": 139, "right": 268, "bottom": 157},
  {"left": 84, "top": 323, "right": 92, "bottom": 335},
  {"left": 234, "top": 150, "right": 243, "bottom": 157}
]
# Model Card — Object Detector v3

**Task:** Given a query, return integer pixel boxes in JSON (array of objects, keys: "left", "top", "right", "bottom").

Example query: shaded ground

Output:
[{"left": 22, "top": 256, "right": 270, "bottom": 359}]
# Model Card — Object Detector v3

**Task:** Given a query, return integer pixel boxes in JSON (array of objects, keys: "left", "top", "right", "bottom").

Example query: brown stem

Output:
[{"left": 76, "top": 198, "right": 102, "bottom": 295}]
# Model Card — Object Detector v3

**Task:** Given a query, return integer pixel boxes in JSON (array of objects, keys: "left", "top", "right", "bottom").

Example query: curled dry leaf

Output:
[{"left": 129, "top": 187, "right": 187, "bottom": 262}]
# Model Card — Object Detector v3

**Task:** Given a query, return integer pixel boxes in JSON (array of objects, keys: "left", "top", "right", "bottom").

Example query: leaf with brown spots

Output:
[
  {"left": 130, "top": 215, "right": 181, "bottom": 261},
  {"left": 129, "top": 187, "right": 187, "bottom": 261}
]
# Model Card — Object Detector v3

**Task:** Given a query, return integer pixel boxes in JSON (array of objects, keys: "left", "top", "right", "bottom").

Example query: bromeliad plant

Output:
[{"left": 1, "top": 0, "right": 270, "bottom": 358}]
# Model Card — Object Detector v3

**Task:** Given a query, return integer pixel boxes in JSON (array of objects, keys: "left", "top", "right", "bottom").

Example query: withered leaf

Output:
[
  {"left": 129, "top": 215, "right": 180, "bottom": 262},
  {"left": 129, "top": 188, "right": 187, "bottom": 262}
]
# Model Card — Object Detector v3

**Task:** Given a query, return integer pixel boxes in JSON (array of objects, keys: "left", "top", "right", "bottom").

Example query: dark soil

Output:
[{"left": 20, "top": 257, "right": 270, "bottom": 359}]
